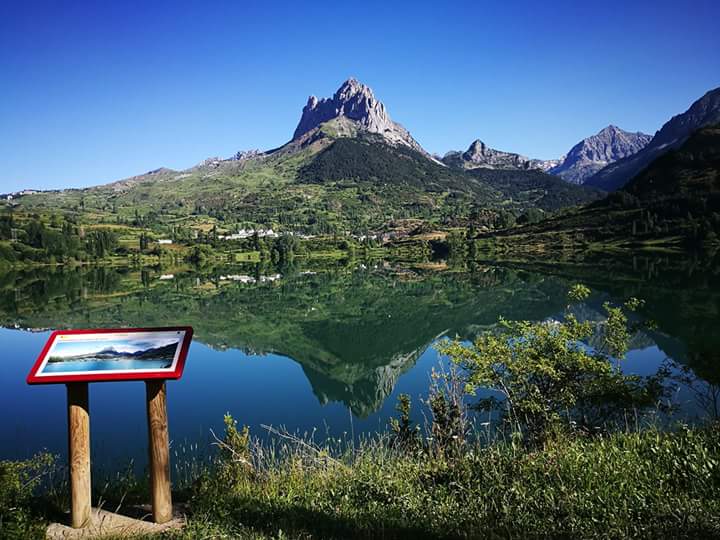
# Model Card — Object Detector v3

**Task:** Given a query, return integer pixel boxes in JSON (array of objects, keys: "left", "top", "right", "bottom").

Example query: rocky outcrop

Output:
[
  {"left": 549, "top": 125, "right": 651, "bottom": 184},
  {"left": 292, "top": 78, "right": 429, "bottom": 155},
  {"left": 529, "top": 157, "right": 565, "bottom": 172},
  {"left": 232, "top": 149, "right": 262, "bottom": 161},
  {"left": 586, "top": 87, "right": 720, "bottom": 190},
  {"left": 443, "top": 139, "right": 551, "bottom": 171}
]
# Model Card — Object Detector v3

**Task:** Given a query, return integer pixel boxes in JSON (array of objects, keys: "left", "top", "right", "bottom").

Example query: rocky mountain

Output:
[
  {"left": 291, "top": 78, "right": 429, "bottom": 155},
  {"left": 443, "top": 140, "right": 534, "bottom": 170},
  {"left": 529, "top": 157, "right": 565, "bottom": 172},
  {"left": 10, "top": 77, "right": 603, "bottom": 229},
  {"left": 485, "top": 123, "right": 720, "bottom": 251},
  {"left": 549, "top": 125, "right": 651, "bottom": 184},
  {"left": 442, "top": 139, "right": 562, "bottom": 172},
  {"left": 586, "top": 87, "right": 720, "bottom": 191}
]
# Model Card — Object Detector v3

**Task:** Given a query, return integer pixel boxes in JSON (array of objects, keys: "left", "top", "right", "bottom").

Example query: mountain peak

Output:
[
  {"left": 442, "top": 138, "right": 542, "bottom": 171},
  {"left": 467, "top": 139, "right": 489, "bottom": 152},
  {"left": 291, "top": 78, "right": 429, "bottom": 155},
  {"left": 293, "top": 78, "right": 388, "bottom": 140},
  {"left": 336, "top": 77, "right": 369, "bottom": 94},
  {"left": 549, "top": 125, "right": 652, "bottom": 184},
  {"left": 586, "top": 86, "right": 720, "bottom": 190}
]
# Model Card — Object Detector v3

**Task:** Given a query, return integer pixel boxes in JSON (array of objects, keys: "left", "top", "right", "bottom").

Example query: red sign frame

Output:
[{"left": 27, "top": 326, "right": 193, "bottom": 385}]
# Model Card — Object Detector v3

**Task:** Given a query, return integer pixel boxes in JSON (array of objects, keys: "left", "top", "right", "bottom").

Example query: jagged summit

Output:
[
  {"left": 292, "top": 78, "right": 428, "bottom": 155},
  {"left": 460, "top": 139, "right": 534, "bottom": 170},
  {"left": 293, "top": 78, "right": 386, "bottom": 139},
  {"left": 586, "top": 87, "right": 720, "bottom": 190},
  {"left": 549, "top": 125, "right": 652, "bottom": 184},
  {"left": 442, "top": 139, "right": 560, "bottom": 171}
]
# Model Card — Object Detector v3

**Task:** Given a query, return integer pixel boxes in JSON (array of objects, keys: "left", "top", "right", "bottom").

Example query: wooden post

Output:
[
  {"left": 145, "top": 380, "right": 172, "bottom": 523},
  {"left": 67, "top": 383, "right": 91, "bottom": 528}
]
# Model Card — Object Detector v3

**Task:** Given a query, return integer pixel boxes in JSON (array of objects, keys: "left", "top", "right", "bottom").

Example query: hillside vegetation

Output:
[
  {"left": 6, "top": 130, "right": 601, "bottom": 241},
  {"left": 474, "top": 124, "right": 720, "bottom": 253}
]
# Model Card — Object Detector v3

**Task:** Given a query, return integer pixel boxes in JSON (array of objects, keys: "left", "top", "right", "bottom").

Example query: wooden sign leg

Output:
[
  {"left": 67, "top": 382, "right": 91, "bottom": 528},
  {"left": 145, "top": 380, "right": 172, "bottom": 523}
]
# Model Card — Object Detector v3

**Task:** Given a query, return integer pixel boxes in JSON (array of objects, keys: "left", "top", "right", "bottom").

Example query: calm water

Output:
[{"left": 1, "top": 256, "right": 718, "bottom": 469}]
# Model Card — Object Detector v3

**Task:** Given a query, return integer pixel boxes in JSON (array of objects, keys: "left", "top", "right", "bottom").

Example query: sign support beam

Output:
[
  {"left": 67, "top": 382, "right": 91, "bottom": 528},
  {"left": 146, "top": 380, "right": 172, "bottom": 523}
]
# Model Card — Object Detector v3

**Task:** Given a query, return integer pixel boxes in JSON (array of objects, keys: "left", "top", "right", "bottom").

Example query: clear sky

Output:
[{"left": 1, "top": 0, "right": 718, "bottom": 192}]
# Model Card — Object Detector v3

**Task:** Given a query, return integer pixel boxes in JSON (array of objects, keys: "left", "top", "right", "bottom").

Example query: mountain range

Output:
[
  {"left": 482, "top": 121, "right": 720, "bottom": 250},
  {"left": 5, "top": 78, "right": 720, "bottom": 235},
  {"left": 11, "top": 78, "right": 604, "bottom": 232}
]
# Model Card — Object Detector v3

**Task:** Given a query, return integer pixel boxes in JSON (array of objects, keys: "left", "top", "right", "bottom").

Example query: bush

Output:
[
  {"left": 0, "top": 453, "right": 55, "bottom": 539},
  {"left": 437, "top": 284, "right": 669, "bottom": 444}
]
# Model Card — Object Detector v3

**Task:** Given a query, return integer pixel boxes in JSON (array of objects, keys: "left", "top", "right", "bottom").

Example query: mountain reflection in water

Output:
[{"left": 0, "top": 256, "right": 718, "bottom": 465}]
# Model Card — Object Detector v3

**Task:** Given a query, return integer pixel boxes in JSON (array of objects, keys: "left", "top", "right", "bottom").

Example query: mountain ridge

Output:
[
  {"left": 442, "top": 139, "right": 560, "bottom": 171},
  {"left": 549, "top": 125, "right": 651, "bottom": 184},
  {"left": 586, "top": 87, "right": 720, "bottom": 191}
]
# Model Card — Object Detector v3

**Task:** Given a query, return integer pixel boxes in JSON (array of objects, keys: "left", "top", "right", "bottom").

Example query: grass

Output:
[{"left": 3, "top": 421, "right": 719, "bottom": 539}]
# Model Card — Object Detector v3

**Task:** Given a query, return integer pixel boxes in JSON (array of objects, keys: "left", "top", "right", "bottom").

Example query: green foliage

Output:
[
  {"left": 6, "top": 422, "right": 719, "bottom": 539},
  {"left": 445, "top": 230, "right": 467, "bottom": 261},
  {"left": 425, "top": 366, "right": 467, "bottom": 458},
  {"left": 216, "top": 414, "right": 253, "bottom": 487},
  {"left": 516, "top": 206, "right": 545, "bottom": 225},
  {"left": 0, "top": 453, "right": 55, "bottom": 539},
  {"left": 184, "top": 421, "right": 720, "bottom": 539},
  {"left": 298, "top": 137, "right": 496, "bottom": 199},
  {"left": 467, "top": 167, "right": 604, "bottom": 211},
  {"left": 84, "top": 229, "right": 117, "bottom": 258},
  {"left": 187, "top": 244, "right": 214, "bottom": 264},
  {"left": 437, "top": 284, "right": 668, "bottom": 443},
  {"left": 389, "top": 394, "right": 420, "bottom": 451}
]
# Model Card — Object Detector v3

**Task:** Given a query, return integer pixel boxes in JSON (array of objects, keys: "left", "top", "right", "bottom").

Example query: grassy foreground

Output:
[
  {"left": 2, "top": 422, "right": 719, "bottom": 539},
  {"left": 2, "top": 285, "right": 719, "bottom": 539}
]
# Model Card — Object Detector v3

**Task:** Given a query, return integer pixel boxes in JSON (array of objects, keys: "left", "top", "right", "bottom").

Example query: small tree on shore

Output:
[{"left": 437, "top": 284, "right": 669, "bottom": 445}]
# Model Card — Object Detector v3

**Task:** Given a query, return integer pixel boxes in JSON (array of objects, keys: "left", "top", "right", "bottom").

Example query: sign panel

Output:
[{"left": 27, "top": 327, "right": 193, "bottom": 384}]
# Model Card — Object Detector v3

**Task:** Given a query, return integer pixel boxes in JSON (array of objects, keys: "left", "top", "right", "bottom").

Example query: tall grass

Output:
[
  {"left": 184, "top": 420, "right": 720, "bottom": 539},
  {"left": 2, "top": 419, "right": 719, "bottom": 539}
]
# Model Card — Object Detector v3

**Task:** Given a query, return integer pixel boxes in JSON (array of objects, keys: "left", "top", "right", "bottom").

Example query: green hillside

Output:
[
  {"left": 6, "top": 127, "right": 600, "bottom": 238},
  {"left": 625, "top": 124, "right": 720, "bottom": 200},
  {"left": 475, "top": 124, "right": 720, "bottom": 253}
]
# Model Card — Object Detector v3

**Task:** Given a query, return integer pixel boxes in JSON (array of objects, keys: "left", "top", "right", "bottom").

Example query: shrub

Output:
[
  {"left": 0, "top": 453, "right": 55, "bottom": 539},
  {"left": 437, "top": 284, "right": 669, "bottom": 444}
]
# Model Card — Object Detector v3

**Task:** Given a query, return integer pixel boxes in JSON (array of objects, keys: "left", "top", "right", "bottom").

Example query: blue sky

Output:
[{"left": 1, "top": 0, "right": 718, "bottom": 192}]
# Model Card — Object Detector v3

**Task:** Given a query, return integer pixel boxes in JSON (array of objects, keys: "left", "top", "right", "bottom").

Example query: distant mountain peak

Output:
[
  {"left": 586, "top": 86, "right": 720, "bottom": 190},
  {"left": 549, "top": 125, "right": 652, "bottom": 184},
  {"left": 291, "top": 78, "right": 428, "bottom": 155},
  {"left": 442, "top": 138, "right": 558, "bottom": 171}
]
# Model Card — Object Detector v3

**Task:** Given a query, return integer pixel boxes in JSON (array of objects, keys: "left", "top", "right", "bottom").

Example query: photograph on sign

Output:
[{"left": 27, "top": 327, "right": 192, "bottom": 383}]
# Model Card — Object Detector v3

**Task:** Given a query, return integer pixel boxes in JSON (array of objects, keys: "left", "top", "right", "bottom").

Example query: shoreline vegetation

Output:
[
  {"left": 1, "top": 191, "right": 717, "bottom": 277},
  {"left": 4, "top": 420, "right": 717, "bottom": 539},
  {"left": 2, "top": 286, "right": 719, "bottom": 539}
]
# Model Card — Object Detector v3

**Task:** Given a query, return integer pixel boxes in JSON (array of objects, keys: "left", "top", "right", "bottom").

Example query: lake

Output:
[{"left": 1, "top": 255, "right": 718, "bottom": 470}]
